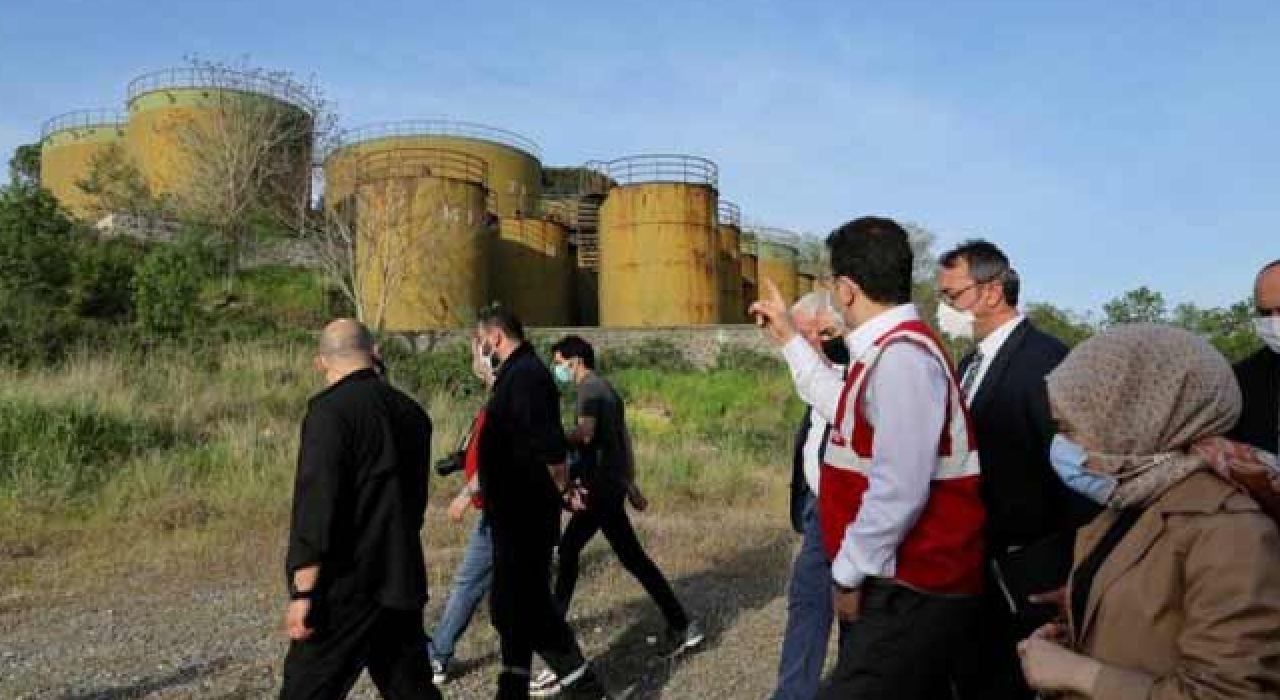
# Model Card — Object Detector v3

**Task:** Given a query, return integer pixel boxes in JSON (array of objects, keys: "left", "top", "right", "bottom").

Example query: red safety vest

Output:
[{"left": 819, "top": 319, "right": 986, "bottom": 595}]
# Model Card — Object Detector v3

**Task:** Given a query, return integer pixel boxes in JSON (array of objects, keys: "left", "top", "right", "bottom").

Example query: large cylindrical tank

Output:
[
  {"left": 492, "top": 216, "right": 572, "bottom": 326},
  {"left": 753, "top": 227, "right": 801, "bottom": 305},
  {"left": 124, "top": 67, "right": 313, "bottom": 211},
  {"left": 739, "top": 232, "right": 760, "bottom": 321},
  {"left": 717, "top": 200, "right": 744, "bottom": 323},
  {"left": 351, "top": 148, "right": 492, "bottom": 331},
  {"left": 596, "top": 155, "right": 720, "bottom": 327},
  {"left": 39, "top": 109, "right": 127, "bottom": 219},
  {"left": 325, "top": 120, "right": 541, "bottom": 218}
]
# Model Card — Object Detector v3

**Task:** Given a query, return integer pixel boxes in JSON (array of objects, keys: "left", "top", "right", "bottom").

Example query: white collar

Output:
[
  {"left": 976, "top": 314, "right": 1025, "bottom": 360},
  {"left": 846, "top": 304, "right": 921, "bottom": 359}
]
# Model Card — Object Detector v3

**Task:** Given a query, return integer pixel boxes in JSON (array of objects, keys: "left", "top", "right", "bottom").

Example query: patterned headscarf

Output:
[{"left": 1047, "top": 324, "right": 1242, "bottom": 508}]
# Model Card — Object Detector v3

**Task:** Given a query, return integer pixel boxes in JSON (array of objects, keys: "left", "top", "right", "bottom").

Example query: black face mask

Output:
[{"left": 821, "top": 336, "right": 850, "bottom": 366}]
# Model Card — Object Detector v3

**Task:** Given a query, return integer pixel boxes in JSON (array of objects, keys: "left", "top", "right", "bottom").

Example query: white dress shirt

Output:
[
  {"left": 961, "top": 314, "right": 1025, "bottom": 403},
  {"left": 782, "top": 304, "right": 950, "bottom": 588},
  {"left": 802, "top": 401, "right": 835, "bottom": 495}
]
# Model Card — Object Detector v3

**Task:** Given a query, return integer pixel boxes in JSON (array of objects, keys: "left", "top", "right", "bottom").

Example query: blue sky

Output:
[{"left": 2, "top": 0, "right": 1275, "bottom": 312}]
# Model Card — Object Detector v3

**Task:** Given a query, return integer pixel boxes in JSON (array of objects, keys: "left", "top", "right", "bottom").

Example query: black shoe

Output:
[
  {"left": 498, "top": 670, "right": 532, "bottom": 700},
  {"left": 561, "top": 669, "right": 610, "bottom": 700}
]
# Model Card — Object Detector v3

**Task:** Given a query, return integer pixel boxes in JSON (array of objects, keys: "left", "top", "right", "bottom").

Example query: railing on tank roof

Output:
[
  {"left": 127, "top": 67, "right": 317, "bottom": 113},
  {"left": 586, "top": 154, "right": 718, "bottom": 188},
  {"left": 718, "top": 200, "right": 742, "bottom": 228},
  {"left": 353, "top": 148, "right": 488, "bottom": 188},
  {"left": 747, "top": 226, "right": 801, "bottom": 250},
  {"left": 331, "top": 119, "right": 542, "bottom": 160},
  {"left": 40, "top": 109, "right": 127, "bottom": 139}
]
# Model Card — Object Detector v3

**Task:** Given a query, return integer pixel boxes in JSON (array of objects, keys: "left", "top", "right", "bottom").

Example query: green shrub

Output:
[
  {"left": 68, "top": 239, "right": 144, "bottom": 321},
  {"left": 715, "top": 343, "right": 781, "bottom": 372},
  {"left": 134, "top": 242, "right": 207, "bottom": 338},
  {"left": 603, "top": 337, "right": 693, "bottom": 372}
]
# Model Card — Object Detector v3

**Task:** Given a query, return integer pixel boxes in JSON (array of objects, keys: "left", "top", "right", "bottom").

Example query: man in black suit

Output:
[
  {"left": 1229, "top": 259, "right": 1280, "bottom": 455},
  {"left": 935, "top": 241, "right": 1097, "bottom": 700}
]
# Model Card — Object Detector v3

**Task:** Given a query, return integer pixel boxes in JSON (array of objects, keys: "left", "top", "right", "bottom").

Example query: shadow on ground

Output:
[
  {"left": 584, "top": 533, "right": 793, "bottom": 699},
  {"left": 55, "top": 657, "right": 235, "bottom": 700}
]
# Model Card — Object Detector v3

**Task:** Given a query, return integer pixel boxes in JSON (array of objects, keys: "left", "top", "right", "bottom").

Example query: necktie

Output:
[{"left": 961, "top": 349, "right": 985, "bottom": 400}]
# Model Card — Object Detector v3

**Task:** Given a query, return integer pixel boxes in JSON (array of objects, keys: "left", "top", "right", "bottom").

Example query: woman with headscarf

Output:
[{"left": 1017, "top": 324, "right": 1280, "bottom": 699}]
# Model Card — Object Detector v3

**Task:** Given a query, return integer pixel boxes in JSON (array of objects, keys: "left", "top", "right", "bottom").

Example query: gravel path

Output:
[{"left": 0, "top": 517, "right": 799, "bottom": 699}]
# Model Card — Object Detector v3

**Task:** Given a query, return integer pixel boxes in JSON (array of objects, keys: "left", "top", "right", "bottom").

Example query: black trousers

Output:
[
  {"left": 554, "top": 492, "right": 689, "bottom": 632},
  {"left": 278, "top": 598, "right": 441, "bottom": 700},
  {"left": 489, "top": 520, "right": 586, "bottom": 680},
  {"left": 816, "top": 580, "right": 979, "bottom": 700},
  {"left": 952, "top": 587, "right": 1036, "bottom": 700}
]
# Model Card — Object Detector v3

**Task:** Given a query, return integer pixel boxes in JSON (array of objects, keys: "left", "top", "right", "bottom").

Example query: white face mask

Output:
[
  {"left": 936, "top": 300, "right": 976, "bottom": 340},
  {"left": 1254, "top": 316, "right": 1280, "bottom": 354}
]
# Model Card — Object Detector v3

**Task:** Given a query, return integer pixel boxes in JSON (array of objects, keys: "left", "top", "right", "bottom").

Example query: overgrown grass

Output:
[{"left": 0, "top": 338, "right": 799, "bottom": 546}]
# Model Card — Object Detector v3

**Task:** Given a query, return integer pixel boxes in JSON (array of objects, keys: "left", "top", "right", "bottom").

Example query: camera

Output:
[{"left": 434, "top": 451, "right": 465, "bottom": 477}]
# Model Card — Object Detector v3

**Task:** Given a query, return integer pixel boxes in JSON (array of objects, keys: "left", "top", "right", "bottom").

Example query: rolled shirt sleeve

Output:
[{"left": 830, "top": 343, "right": 950, "bottom": 588}]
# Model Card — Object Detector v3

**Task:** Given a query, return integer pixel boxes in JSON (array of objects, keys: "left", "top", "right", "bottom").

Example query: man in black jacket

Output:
[
  {"left": 475, "top": 307, "right": 607, "bottom": 700},
  {"left": 936, "top": 242, "right": 1097, "bottom": 700},
  {"left": 279, "top": 319, "right": 440, "bottom": 700},
  {"left": 1229, "top": 260, "right": 1280, "bottom": 455}
]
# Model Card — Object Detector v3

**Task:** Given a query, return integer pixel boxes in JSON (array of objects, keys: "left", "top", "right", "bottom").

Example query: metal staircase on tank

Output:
[{"left": 543, "top": 166, "right": 611, "bottom": 271}]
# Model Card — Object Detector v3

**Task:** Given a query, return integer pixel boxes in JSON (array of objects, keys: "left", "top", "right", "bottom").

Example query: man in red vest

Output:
[{"left": 751, "top": 216, "right": 985, "bottom": 700}]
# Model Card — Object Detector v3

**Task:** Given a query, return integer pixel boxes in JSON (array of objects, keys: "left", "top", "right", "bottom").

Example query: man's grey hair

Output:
[{"left": 939, "top": 239, "right": 1021, "bottom": 306}]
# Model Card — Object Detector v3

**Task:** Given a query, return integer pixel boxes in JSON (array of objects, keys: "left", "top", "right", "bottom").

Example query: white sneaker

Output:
[
  {"left": 529, "top": 668, "right": 562, "bottom": 697},
  {"left": 430, "top": 658, "right": 448, "bottom": 685}
]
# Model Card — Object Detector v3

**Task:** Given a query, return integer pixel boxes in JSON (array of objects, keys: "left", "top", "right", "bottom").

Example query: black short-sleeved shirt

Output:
[
  {"left": 285, "top": 368, "right": 432, "bottom": 611},
  {"left": 574, "top": 373, "right": 632, "bottom": 498}
]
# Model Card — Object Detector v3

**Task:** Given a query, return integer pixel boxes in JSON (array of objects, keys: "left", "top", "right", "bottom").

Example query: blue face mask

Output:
[
  {"left": 1049, "top": 434, "right": 1117, "bottom": 505},
  {"left": 553, "top": 362, "right": 573, "bottom": 385}
]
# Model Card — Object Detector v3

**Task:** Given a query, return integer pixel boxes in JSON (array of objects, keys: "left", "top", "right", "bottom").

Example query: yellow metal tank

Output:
[
  {"left": 596, "top": 155, "right": 720, "bottom": 327},
  {"left": 351, "top": 148, "right": 492, "bottom": 331},
  {"left": 717, "top": 200, "right": 744, "bottom": 323},
  {"left": 739, "top": 232, "right": 760, "bottom": 321},
  {"left": 492, "top": 216, "right": 572, "bottom": 326},
  {"left": 39, "top": 109, "right": 127, "bottom": 219},
  {"left": 124, "top": 67, "right": 314, "bottom": 210},
  {"left": 753, "top": 227, "right": 801, "bottom": 305},
  {"left": 325, "top": 120, "right": 541, "bottom": 218}
]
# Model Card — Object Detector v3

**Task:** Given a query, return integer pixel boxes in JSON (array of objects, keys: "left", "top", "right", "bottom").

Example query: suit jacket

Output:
[
  {"left": 1228, "top": 348, "right": 1279, "bottom": 455},
  {"left": 789, "top": 407, "right": 813, "bottom": 534},
  {"left": 960, "top": 320, "right": 1096, "bottom": 558}
]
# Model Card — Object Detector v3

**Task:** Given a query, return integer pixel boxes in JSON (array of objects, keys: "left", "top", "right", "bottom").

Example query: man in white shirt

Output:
[
  {"left": 771, "top": 293, "right": 848, "bottom": 700},
  {"left": 752, "top": 217, "right": 985, "bottom": 700}
]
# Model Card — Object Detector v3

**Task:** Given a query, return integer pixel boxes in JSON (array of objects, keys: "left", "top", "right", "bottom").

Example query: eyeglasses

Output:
[{"left": 937, "top": 282, "right": 980, "bottom": 305}]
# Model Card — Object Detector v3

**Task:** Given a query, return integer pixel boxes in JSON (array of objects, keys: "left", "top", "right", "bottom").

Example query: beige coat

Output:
[{"left": 1066, "top": 471, "right": 1280, "bottom": 700}]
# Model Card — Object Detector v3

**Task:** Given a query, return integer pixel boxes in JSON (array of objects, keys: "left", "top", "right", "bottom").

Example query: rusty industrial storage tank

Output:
[
  {"left": 717, "top": 200, "right": 744, "bottom": 323},
  {"left": 752, "top": 227, "right": 801, "bottom": 305},
  {"left": 325, "top": 119, "right": 542, "bottom": 218},
  {"left": 595, "top": 155, "right": 720, "bottom": 327},
  {"left": 124, "top": 67, "right": 314, "bottom": 209},
  {"left": 350, "top": 148, "right": 492, "bottom": 331},
  {"left": 491, "top": 215, "right": 573, "bottom": 326},
  {"left": 39, "top": 109, "right": 127, "bottom": 219},
  {"left": 739, "top": 231, "right": 760, "bottom": 319}
]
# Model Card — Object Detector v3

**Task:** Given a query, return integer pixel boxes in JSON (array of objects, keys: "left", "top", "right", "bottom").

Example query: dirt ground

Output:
[{"left": 0, "top": 510, "right": 805, "bottom": 699}]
